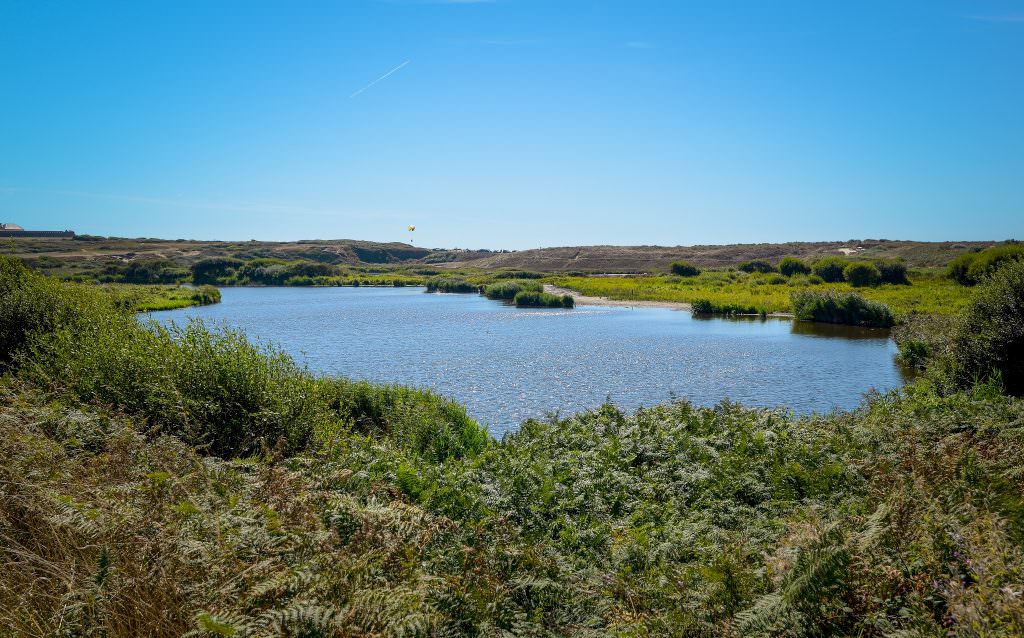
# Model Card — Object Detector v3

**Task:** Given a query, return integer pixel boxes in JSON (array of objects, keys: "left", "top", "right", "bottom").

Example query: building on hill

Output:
[{"left": 0, "top": 223, "right": 75, "bottom": 238}]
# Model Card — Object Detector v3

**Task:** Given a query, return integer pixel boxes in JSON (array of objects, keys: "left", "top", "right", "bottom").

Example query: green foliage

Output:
[
  {"left": 692, "top": 298, "right": 766, "bottom": 316},
  {"left": 811, "top": 257, "right": 848, "bottom": 283},
  {"left": 425, "top": 276, "right": 477, "bottom": 293},
  {"left": 105, "top": 259, "right": 189, "bottom": 284},
  {"left": 966, "top": 244, "right": 1024, "bottom": 284},
  {"left": 738, "top": 259, "right": 776, "bottom": 273},
  {"left": 6, "top": 260, "right": 1024, "bottom": 636},
  {"left": 947, "top": 244, "right": 1024, "bottom": 285},
  {"left": 947, "top": 251, "right": 979, "bottom": 285},
  {"left": 873, "top": 259, "right": 910, "bottom": 284},
  {"left": 778, "top": 257, "right": 811, "bottom": 277},
  {"left": 938, "top": 259, "right": 1024, "bottom": 395},
  {"left": 670, "top": 260, "right": 701, "bottom": 277},
  {"left": 0, "top": 256, "right": 114, "bottom": 371},
  {"left": 482, "top": 280, "right": 543, "bottom": 300},
  {"left": 191, "top": 257, "right": 245, "bottom": 284},
  {"left": 842, "top": 261, "right": 881, "bottom": 287},
  {"left": 513, "top": 291, "right": 574, "bottom": 308},
  {"left": 791, "top": 290, "right": 895, "bottom": 327}
]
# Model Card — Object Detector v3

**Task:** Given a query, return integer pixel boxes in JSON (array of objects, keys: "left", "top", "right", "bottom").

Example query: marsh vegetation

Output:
[{"left": 2, "top": 255, "right": 1024, "bottom": 636}]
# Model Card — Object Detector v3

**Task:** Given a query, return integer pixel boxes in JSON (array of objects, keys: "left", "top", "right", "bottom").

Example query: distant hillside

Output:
[
  {"left": 12, "top": 235, "right": 1001, "bottom": 274},
  {"left": 14, "top": 237, "right": 437, "bottom": 266},
  {"left": 436, "top": 240, "right": 999, "bottom": 272}
]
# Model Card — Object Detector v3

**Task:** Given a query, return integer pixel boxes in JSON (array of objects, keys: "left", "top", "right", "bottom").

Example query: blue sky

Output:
[{"left": 1, "top": 1, "right": 1022, "bottom": 249}]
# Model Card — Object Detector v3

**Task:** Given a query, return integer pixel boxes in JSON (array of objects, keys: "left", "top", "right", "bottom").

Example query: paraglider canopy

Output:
[{"left": 407, "top": 225, "right": 416, "bottom": 232}]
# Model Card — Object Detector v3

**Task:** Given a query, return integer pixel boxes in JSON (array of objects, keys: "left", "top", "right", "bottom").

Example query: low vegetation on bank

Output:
[
  {"left": 103, "top": 283, "right": 222, "bottom": 312},
  {"left": 424, "top": 275, "right": 477, "bottom": 293},
  {"left": 482, "top": 279, "right": 543, "bottom": 300},
  {"left": 513, "top": 290, "right": 574, "bottom": 308},
  {"left": 3, "top": 255, "right": 1024, "bottom": 636},
  {"left": 552, "top": 269, "right": 967, "bottom": 318}
]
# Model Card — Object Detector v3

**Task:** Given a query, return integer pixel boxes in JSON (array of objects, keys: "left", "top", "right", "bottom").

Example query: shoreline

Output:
[
  {"left": 544, "top": 284, "right": 694, "bottom": 311},
  {"left": 545, "top": 284, "right": 795, "bottom": 317}
]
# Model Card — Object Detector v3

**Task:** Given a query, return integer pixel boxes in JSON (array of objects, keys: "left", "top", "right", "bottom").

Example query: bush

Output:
[
  {"left": 765, "top": 273, "right": 787, "bottom": 285},
  {"left": 947, "top": 244, "right": 1024, "bottom": 286},
  {"left": 425, "top": 276, "right": 477, "bottom": 293},
  {"left": 791, "top": 291, "right": 894, "bottom": 327},
  {"left": 843, "top": 262, "right": 881, "bottom": 287},
  {"left": 811, "top": 257, "right": 848, "bottom": 283},
  {"left": 778, "top": 257, "right": 810, "bottom": 277},
  {"left": 947, "top": 251, "right": 978, "bottom": 285},
  {"left": 191, "top": 285, "right": 221, "bottom": 305},
  {"left": 873, "top": 259, "right": 909, "bottom": 285},
  {"left": 670, "top": 260, "right": 701, "bottom": 277},
  {"left": 738, "top": 259, "right": 776, "bottom": 273},
  {"left": 691, "top": 298, "right": 765, "bottom": 316},
  {"left": 191, "top": 257, "right": 244, "bottom": 284},
  {"left": 966, "top": 244, "right": 1024, "bottom": 285},
  {"left": 938, "top": 260, "right": 1024, "bottom": 395},
  {"left": 0, "top": 257, "right": 114, "bottom": 371},
  {"left": 513, "top": 291, "right": 574, "bottom": 308}
]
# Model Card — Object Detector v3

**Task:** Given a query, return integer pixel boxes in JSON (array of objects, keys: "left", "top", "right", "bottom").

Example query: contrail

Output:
[{"left": 349, "top": 60, "right": 411, "bottom": 98}]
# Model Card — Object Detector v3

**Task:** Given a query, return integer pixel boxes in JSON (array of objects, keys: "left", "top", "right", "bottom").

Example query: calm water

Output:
[{"left": 154, "top": 287, "right": 907, "bottom": 435}]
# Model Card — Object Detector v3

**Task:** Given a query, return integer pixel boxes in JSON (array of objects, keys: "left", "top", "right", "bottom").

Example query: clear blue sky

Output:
[{"left": 1, "top": 1, "right": 1022, "bottom": 249}]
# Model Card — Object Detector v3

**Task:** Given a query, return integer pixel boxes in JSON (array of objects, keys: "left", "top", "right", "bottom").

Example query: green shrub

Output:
[
  {"left": 670, "top": 260, "right": 701, "bottom": 277},
  {"left": 0, "top": 257, "right": 115, "bottom": 371},
  {"left": 778, "top": 257, "right": 810, "bottom": 277},
  {"left": 947, "top": 244, "right": 1024, "bottom": 286},
  {"left": 190, "top": 257, "right": 244, "bottom": 284},
  {"left": 425, "top": 276, "right": 477, "bottom": 293},
  {"left": 482, "top": 280, "right": 543, "bottom": 300},
  {"left": 191, "top": 285, "right": 221, "bottom": 305},
  {"left": 791, "top": 291, "right": 894, "bottom": 327},
  {"left": 811, "top": 257, "right": 848, "bottom": 283},
  {"left": 318, "top": 378, "right": 487, "bottom": 462},
  {"left": 947, "top": 251, "right": 978, "bottom": 285},
  {"left": 513, "top": 291, "right": 574, "bottom": 308},
  {"left": 766, "top": 273, "right": 787, "bottom": 285},
  {"left": 691, "top": 298, "right": 765, "bottom": 316},
  {"left": 873, "top": 259, "right": 909, "bottom": 284},
  {"left": 938, "top": 260, "right": 1024, "bottom": 395},
  {"left": 843, "top": 262, "right": 881, "bottom": 287},
  {"left": 966, "top": 244, "right": 1024, "bottom": 285},
  {"left": 738, "top": 259, "right": 776, "bottom": 273}
]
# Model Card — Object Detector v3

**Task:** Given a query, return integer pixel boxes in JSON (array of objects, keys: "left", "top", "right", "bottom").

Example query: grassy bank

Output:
[
  {"left": 3, "top": 255, "right": 1024, "bottom": 636},
  {"left": 552, "top": 270, "right": 970, "bottom": 317},
  {"left": 102, "top": 284, "right": 221, "bottom": 312}
]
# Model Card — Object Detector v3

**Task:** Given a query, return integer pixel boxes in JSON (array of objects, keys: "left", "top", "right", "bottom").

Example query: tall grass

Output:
[
  {"left": 482, "top": 279, "right": 542, "bottom": 300},
  {"left": 513, "top": 290, "right": 574, "bottom": 308},
  {"left": 425, "top": 276, "right": 477, "bottom": 293}
]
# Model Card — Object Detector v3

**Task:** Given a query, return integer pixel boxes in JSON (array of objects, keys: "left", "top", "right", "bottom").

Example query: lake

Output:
[{"left": 153, "top": 286, "right": 908, "bottom": 435}]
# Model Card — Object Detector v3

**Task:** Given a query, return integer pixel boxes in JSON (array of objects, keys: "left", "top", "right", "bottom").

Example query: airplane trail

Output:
[{"left": 349, "top": 60, "right": 411, "bottom": 98}]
